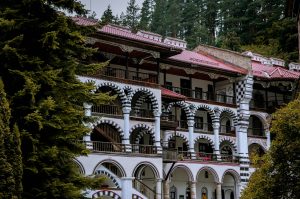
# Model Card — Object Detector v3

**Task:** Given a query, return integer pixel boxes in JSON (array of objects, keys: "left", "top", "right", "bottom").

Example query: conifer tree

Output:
[
  {"left": 100, "top": 5, "right": 114, "bottom": 25},
  {"left": 124, "top": 0, "right": 140, "bottom": 30},
  {"left": 0, "top": 79, "right": 16, "bottom": 198},
  {"left": 150, "top": 0, "right": 167, "bottom": 35},
  {"left": 138, "top": 0, "right": 153, "bottom": 31},
  {"left": 0, "top": 0, "right": 108, "bottom": 198}
]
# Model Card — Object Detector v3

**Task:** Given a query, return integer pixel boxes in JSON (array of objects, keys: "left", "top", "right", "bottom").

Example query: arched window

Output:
[
  {"left": 201, "top": 187, "right": 208, "bottom": 199},
  {"left": 170, "top": 185, "right": 177, "bottom": 199}
]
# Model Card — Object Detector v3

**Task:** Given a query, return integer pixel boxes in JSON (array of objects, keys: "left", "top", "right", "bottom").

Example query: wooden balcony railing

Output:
[
  {"left": 130, "top": 107, "right": 154, "bottom": 118},
  {"left": 164, "top": 85, "right": 235, "bottom": 105},
  {"left": 194, "top": 122, "right": 213, "bottom": 133},
  {"left": 247, "top": 127, "right": 265, "bottom": 137},
  {"left": 81, "top": 141, "right": 158, "bottom": 155},
  {"left": 101, "top": 67, "right": 158, "bottom": 84},
  {"left": 220, "top": 125, "right": 235, "bottom": 134},
  {"left": 250, "top": 98, "right": 292, "bottom": 112},
  {"left": 91, "top": 104, "right": 122, "bottom": 115}
]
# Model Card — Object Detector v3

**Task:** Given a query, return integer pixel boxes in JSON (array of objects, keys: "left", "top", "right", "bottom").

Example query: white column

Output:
[
  {"left": 154, "top": 111, "right": 162, "bottom": 154},
  {"left": 163, "top": 180, "right": 170, "bottom": 199},
  {"left": 121, "top": 177, "right": 134, "bottom": 199},
  {"left": 266, "top": 129, "right": 271, "bottom": 149},
  {"left": 187, "top": 119, "right": 195, "bottom": 154},
  {"left": 213, "top": 121, "right": 221, "bottom": 160},
  {"left": 216, "top": 183, "right": 222, "bottom": 199},
  {"left": 190, "top": 181, "right": 197, "bottom": 199},
  {"left": 83, "top": 102, "right": 92, "bottom": 116},
  {"left": 156, "top": 179, "right": 162, "bottom": 199},
  {"left": 123, "top": 107, "right": 131, "bottom": 152}
]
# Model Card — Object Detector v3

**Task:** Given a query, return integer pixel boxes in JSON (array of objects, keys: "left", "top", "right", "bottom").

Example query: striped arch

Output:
[
  {"left": 167, "top": 132, "right": 190, "bottom": 149},
  {"left": 219, "top": 108, "right": 238, "bottom": 125},
  {"left": 197, "top": 166, "right": 220, "bottom": 183},
  {"left": 249, "top": 112, "right": 269, "bottom": 130},
  {"left": 132, "top": 194, "right": 144, "bottom": 199},
  {"left": 221, "top": 169, "right": 241, "bottom": 183},
  {"left": 93, "top": 159, "right": 126, "bottom": 177},
  {"left": 128, "top": 88, "right": 159, "bottom": 111},
  {"left": 96, "top": 82, "right": 128, "bottom": 106},
  {"left": 132, "top": 161, "right": 161, "bottom": 179},
  {"left": 248, "top": 142, "right": 267, "bottom": 153},
  {"left": 94, "top": 170, "right": 120, "bottom": 188},
  {"left": 194, "top": 135, "right": 215, "bottom": 150},
  {"left": 195, "top": 104, "right": 216, "bottom": 121},
  {"left": 92, "top": 190, "right": 121, "bottom": 199},
  {"left": 129, "top": 123, "right": 155, "bottom": 143},
  {"left": 73, "top": 159, "right": 85, "bottom": 175},
  {"left": 123, "top": 85, "right": 133, "bottom": 96},
  {"left": 169, "top": 164, "right": 194, "bottom": 182},
  {"left": 92, "top": 119, "right": 124, "bottom": 138},
  {"left": 219, "top": 137, "right": 237, "bottom": 153},
  {"left": 166, "top": 101, "right": 194, "bottom": 118}
]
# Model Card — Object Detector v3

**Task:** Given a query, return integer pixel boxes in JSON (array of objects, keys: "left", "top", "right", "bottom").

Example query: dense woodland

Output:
[{"left": 98, "top": 0, "right": 300, "bottom": 62}]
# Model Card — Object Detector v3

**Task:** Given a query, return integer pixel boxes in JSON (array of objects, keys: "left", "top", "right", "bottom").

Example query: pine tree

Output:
[
  {"left": 150, "top": 0, "right": 167, "bottom": 35},
  {"left": 124, "top": 0, "right": 140, "bottom": 30},
  {"left": 0, "top": 0, "right": 108, "bottom": 198},
  {"left": 165, "top": 0, "right": 183, "bottom": 38},
  {"left": 0, "top": 79, "right": 16, "bottom": 198},
  {"left": 100, "top": 5, "right": 114, "bottom": 25},
  {"left": 138, "top": 0, "right": 153, "bottom": 30}
]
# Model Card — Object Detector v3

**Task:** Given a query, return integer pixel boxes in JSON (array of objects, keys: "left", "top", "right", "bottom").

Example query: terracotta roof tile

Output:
[
  {"left": 170, "top": 50, "right": 247, "bottom": 74},
  {"left": 71, "top": 16, "right": 98, "bottom": 26},
  {"left": 161, "top": 87, "right": 186, "bottom": 100}
]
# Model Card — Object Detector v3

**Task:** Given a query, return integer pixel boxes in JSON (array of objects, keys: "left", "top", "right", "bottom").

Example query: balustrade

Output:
[
  {"left": 91, "top": 104, "right": 122, "bottom": 115},
  {"left": 101, "top": 67, "right": 158, "bottom": 84},
  {"left": 130, "top": 107, "right": 154, "bottom": 118}
]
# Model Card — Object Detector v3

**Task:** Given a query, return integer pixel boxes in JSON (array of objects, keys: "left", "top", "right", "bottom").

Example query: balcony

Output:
[
  {"left": 247, "top": 127, "right": 265, "bottom": 138},
  {"left": 250, "top": 98, "right": 292, "bottom": 113},
  {"left": 164, "top": 86, "right": 235, "bottom": 105},
  {"left": 220, "top": 125, "right": 235, "bottom": 135},
  {"left": 91, "top": 104, "right": 122, "bottom": 116},
  {"left": 98, "top": 67, "right": 158, "bottom": 84},
  {"left": 161, "top": 114, "right": 178, "bottom": 130},
  {"left": 130, "top": 107, "right": 154, "bottom": 119},
  {"left": 194, "top": 122, "right": 213, "bottom": 133},
  {"left": 81, "top": 141, "right": 158, "bottom": 155}
]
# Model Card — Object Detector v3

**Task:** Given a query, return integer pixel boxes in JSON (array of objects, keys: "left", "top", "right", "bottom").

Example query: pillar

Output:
[
  {"left": 163, "top": 180, "right": 170, "bottom": 199},
  {"left": 83, "top": 102, "right": 92, "bottom": 117},
  {"left": 190, "top": 181, "right": 197, "bottom": 199},
  {"left": 187, "top": 119, "right": 195, "bottom": 156},
  {"left": 122, "top": 107, "right": 131, "bottom": 152},
  {"left": 83, "top": 103, "right": 93, "bottom": 149},
  {"left": 213, "top": 121, "right": 221, "bottom": 160},
  {"left": 154, "top": 111, "right": 162, "bottom": 154},
  {"left": 121, "top": 177, "right": 134, "bottom": 199},
  {"left": 216, "top": 183, "right": 222, "bottom": 199},
  {"left": 156, "top": 179, "right": 162, "bottom": 199},
  {"left": 266, "top": 129, "right": 271, "bottom": 149}
]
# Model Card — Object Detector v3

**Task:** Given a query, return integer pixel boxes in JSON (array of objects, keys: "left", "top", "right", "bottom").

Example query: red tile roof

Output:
[
  {"left": 252, "top": 61, "right": 300, "bottom": 80},
  {"left": 99, "top": 24, "right": 180, "bottom": 49},
  {"left": 161, "top": 87, "right": 187, "bottom": 100},
  {"left": 71, "top": 16, "right": 98, "bottom": 26},
  {"left": 170, "top": 50, "right": 247, "bottom": 74}
]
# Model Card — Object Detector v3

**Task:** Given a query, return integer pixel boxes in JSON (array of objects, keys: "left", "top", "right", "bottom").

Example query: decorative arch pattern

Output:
[
  {"left": 197, "top": 166, "right": 220, "bottom": 183},
  {"left": 94, "top": 170, "right": 120, "bottom": 188},
  {"left": 92, "top": 190, "right": 121, "bottom": 199},
  {"left": 221, "top": 169, "right": 241, "bottom": 183},
  {"left": 93, "top": 119, "right": 124, "bottom": 138},
  {"left": 170, "top": 165, "right": 194, "bottom": 181},
  {"left": 129, "top": 123, "right": 155, "bottom": 143},
  {"left": 219, "top": 108, "right": 238, "bottom": 125},
  {"left": 219, "top": 137, "right": 237, "bottom": 153},
  {"left": 249, "top": 113, "right": 269, "bottom": 130},
  {"left": 73, "top": 159, "right": 85, "bottom": 175},
  {"left": 194, "top": 135, "right": 215, "bottom": 149},
  {"left": 97, "top": 82, "right": 128, "bottom": 106},
  {"left": 195, "top": 104, "right": 216, "bottom": 121},
  {"left": 248, "top": 142, "right": 267, "bottom": 152},
  {"left": 128, "top": 88, "right": 159, "bottom": 111},
  {"left": 93, "top": 159, "right": 126, "bottom": 177},
  {"left": 166, "top": 101, "right": 194, "bottom": 119},
  {"left": 167, "top": 132, "right": 190, "bottom": 149},
  {"left": 132, "top": 161, "right": 161, "bottom": 179}
]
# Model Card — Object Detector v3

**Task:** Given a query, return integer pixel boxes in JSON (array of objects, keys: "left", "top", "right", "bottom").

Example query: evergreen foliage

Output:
[
  {"left": 138, "top": 0, "right": 153, "bottom": 31},
  {"left": 100, "top": 5, "right": 114, "bottom": 25},
  {"left": 241, "top": 98, "right": 300, "bottom": 199},
  {"left": 0, "top": 0, "right": 110, "bottom": 198},
  {"left": 0, "top": 79, "right": 16, "bottom": 198},
  {"left": 124, "top": 0, "right": 140, "bottom": 31}
]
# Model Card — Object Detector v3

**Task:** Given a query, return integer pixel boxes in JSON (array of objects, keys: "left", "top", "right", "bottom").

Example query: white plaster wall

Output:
[{"left": 76, "top": 154, "right": 163, "bottom": 178}]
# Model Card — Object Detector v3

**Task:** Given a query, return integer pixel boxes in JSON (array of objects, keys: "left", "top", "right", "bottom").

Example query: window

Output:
[
  {"left": 201, "top": 187, "right": 208, "bottom": 199},
  {"left": 170, "top": 186, "right": 177, "bottom": 199},
  {"left": 195, "top": 116, "right": 204, "bottom": 129},
  {"left": 195, "top": 87, "right": 203, "bottom": 99}
]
